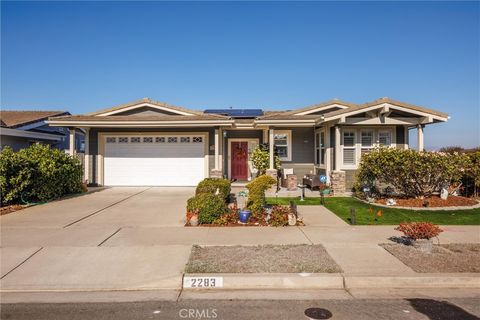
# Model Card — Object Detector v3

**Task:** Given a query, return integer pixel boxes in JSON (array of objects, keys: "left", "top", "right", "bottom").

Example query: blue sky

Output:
[{"left": 1, "top": 1, "right": 479, "bottom": 149}]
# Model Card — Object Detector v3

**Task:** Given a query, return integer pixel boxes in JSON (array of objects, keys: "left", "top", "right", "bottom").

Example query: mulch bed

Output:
[
  {"left": 375, "top": 195, "right": 478, "bottom": 208},
  {"left": 381, "top": 243, "right": 480, "bottom": 273},
  {"left": 0, "top": 204, "right": 28, "bottom": 216},
  {"left": 185, "top": 244, "right": 342, "bottom": 273}
]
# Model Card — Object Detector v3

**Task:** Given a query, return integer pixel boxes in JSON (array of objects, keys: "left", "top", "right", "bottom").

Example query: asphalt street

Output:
[{"left": 1, "top": 298, "right": 479, "bottom": 320}]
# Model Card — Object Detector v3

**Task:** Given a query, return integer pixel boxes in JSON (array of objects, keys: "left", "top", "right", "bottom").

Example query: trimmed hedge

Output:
[
  {"left": 186, "top": 193, "right": 227, "bottom": 224},
  {"left": 0, "top": 144, "right": 83, "bottom": 205},
  {"left": 246, "top": 175, "right": 277, "bottom": 214},
  {"left": 195, "top": 178, "right": 231, "bottom": 199},
  {"left": 355, "top": 148, "right": 469, "bottom": 199}
]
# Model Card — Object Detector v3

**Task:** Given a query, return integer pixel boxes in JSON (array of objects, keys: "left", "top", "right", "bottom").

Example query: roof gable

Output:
[
  {"left": 289, "top": 99, "right": 355, "bottom": 116},
  {"left": 322, "top": 98, "right": 449, "bottom": 122},
  {"left": 89, "top": 98, "right": 202, "bottom": 117}
]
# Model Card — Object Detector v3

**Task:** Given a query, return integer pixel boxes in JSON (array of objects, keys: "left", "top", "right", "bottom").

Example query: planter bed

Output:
[
  {"left": 375, "top": 195, "right": 478, "bottom": 208},
  {"left": 185, "top": 244, "right": 342, "bottom": 273},
  {"left": 0, "top": 204, "right": 29, "bottom": 215},
  {"left": 381, "top": 243, "right": 480, "bottom": 273}
]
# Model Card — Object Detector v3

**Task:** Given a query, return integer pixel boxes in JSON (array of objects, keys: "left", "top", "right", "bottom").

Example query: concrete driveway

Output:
[{"left": 1, "top": 187, "right": 478, "bottom": 299}]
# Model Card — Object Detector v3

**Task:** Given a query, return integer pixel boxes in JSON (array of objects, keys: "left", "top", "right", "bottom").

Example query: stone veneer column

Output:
[{"left": 330, "top": 170, "right": 346, "bottom": 195}]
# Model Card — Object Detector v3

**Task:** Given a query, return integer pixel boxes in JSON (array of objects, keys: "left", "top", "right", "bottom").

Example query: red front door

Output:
[{"left": 231, "top": 141, "right": 248, "bottom": 180}]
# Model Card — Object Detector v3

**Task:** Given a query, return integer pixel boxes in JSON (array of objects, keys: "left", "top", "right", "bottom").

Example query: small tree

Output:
[{"left": 250, "top": 144, "right": 281, "bottom": 176}]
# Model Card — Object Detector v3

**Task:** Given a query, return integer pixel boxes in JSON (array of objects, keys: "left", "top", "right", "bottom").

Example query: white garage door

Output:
[{"left": 104, "top": 135, "right": 206, "bottom": 186}]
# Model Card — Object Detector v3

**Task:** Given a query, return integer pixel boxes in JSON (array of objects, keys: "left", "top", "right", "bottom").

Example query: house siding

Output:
[
  {"left": 88, "top": 127, "right": 215, "bottom": 185},
  {"left": 280, "top": 127, "right": 315, "bottom": 179}
]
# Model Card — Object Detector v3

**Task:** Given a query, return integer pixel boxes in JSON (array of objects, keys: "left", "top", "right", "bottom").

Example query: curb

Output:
[{"left": 183, "top": 273, "right": 480, "bottom": 290}]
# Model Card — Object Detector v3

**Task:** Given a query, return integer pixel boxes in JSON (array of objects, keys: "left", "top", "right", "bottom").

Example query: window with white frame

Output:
[
  {"left": 315, "top": 130, "right": 326, "bottom": 165},
  {"left": 343, "top": 131, "right": 356, "bottom": 165},
  {"left": 361, "top": 130, "right": 374, "bottom": 155},
  {"left": 378, "top": 130, "right": 392, "bottom": 146},
  {"left": 273, "top": 130, "right": 291, "bottom": 161}
]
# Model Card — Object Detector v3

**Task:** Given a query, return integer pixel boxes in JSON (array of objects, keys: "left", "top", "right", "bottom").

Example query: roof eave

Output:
[{"left": 46, "top": 119, "right": 235, "bottom": 128}]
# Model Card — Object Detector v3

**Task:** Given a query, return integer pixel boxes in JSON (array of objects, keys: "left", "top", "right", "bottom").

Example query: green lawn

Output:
[{"left": 266, "top": 196, "right": 480, "bottom": 225}]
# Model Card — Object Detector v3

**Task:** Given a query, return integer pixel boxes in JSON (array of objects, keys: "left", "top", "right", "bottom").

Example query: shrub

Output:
[
  {"left": 0, "top": 144, "right": 83, "bottom": 205},
  {"left": 395, "top": 222, "right": 443, "bottom": 240},
  {"left": 250, "top": 144, "right": 281, "bottom": 176},
  {"left": 269, "top": 205, "right": 290, "bottom": 227},
  {"left": 195, "top": 178, "right": 231, "bottom": 199},
  {"left": 186, "top": 193, "right": 227, "bottom": 224},
  {"left": 212, "top": 207, "right": 238, "bottom": 226},
  {"left": 464, "top": 151, "right": 480, "bottom": 197},
  {"left": 246, "top": 175, "right": 277, "bottom": 214},
  {"left": 355, "top": 148, "right": 468, "bottom": 199}
]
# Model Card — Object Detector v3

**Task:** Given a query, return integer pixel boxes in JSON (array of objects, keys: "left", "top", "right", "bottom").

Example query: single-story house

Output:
[
  {"left": 46, "top": 97, "right": 449, "bottom": 192},
  {"left": 0, "top": 110, "right": 85, "bottom": 152}
]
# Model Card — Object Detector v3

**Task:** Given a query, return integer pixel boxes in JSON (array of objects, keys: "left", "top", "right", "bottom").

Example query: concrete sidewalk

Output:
[{"left": 1, "top": 187, "right": 479, "bottom": 301}]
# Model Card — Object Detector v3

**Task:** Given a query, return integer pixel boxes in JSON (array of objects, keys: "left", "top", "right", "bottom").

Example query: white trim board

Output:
[{"left": 96, "top": 102, "right": 195, "bottom": 116}]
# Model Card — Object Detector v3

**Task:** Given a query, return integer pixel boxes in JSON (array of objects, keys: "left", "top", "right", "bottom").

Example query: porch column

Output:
[
  {"left": 218, "top": 128, "right": 223, "bottom": 173},
  {"left": 269, "top": 127, "right": 274, "bottom": 169},
  {"left": 84, "top": 128, "right": 90, "bottom": 183},
  {"left": 404, "top": 125, "right": 409, "bottom": 149},
  {"left": 214, "top": 128, "right": 220, "bottom": 170},
  {"left": 69, "top": 128, "right": 76, "bottom": 156},
  {"left": 262, "top": 128, "right": 268, "bottom": 144},
  {"left": 334, "top": 125, "right": 341, "bottom": 171},
  {"left": 417, "top": 124, "right": 424, "bottom": 151},
  {"left": 325, "top": 125, "right": 332, "bottom": 183}
]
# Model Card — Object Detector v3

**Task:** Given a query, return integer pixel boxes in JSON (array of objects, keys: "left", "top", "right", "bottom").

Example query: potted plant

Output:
[
  {"left": 237, "top": 190, "right": 251, "bottom": 223},
  {"left": 395, "top": 222, "right": 443, "bottom": 253}
]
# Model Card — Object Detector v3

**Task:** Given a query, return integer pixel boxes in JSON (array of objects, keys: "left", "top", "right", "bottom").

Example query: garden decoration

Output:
[
  {"left": 237, "top": 190, "right": 251, "bottom": 223},
  {"left": 319, "top": 183, "right": 331, "bottom": 195},
  {"left": 349, "top": 208, "right": 356, "bottom": 225},
  {"left": 189, "top": 213, "right": 199, "bottom": 226},
  {"left": 297, "top": 184, "right": 306, "bottom": 201},
  {"left": 319, "top": 175, "right": 327, "bottom": 183},
  {"left": 288, "top": 212, "right": 297, "bottom": 226}
]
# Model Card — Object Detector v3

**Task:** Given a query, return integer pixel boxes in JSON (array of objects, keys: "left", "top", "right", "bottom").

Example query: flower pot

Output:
[
  {"left": 412, "top": 238, "right": 433, "bottom": 253},
  {"left": 321, "top": 188, "right": 330, "bottom": 195},
  {"left": 189, "top": 214, "right": 199, "bottom": 226},
  {"left": 238, "top": 210, "right": 251, "bottom": 224}
]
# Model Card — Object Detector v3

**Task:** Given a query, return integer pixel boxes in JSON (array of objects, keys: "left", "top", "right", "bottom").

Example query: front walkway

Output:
[{"left": 1, "top": 187, "right": 479, "bottom": 297}]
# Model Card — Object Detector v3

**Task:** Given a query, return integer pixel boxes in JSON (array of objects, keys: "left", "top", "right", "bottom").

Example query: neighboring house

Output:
[
  {"left": 46, "top": 97, "right": 448, "bottom": 192},
  {"left": 0, "top": 110, "right": 85, "bottom": 152}
]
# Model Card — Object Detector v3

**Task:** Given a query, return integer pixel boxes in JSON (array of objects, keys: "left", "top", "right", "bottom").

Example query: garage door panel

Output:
[{"left": 103, "top": 135, "right": 206, "bottom": 186}]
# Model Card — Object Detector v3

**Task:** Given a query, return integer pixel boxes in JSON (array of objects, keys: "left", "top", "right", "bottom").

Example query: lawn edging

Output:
[
  {"left": 355, "top": 197, "right": 480, "bottom": 211},
  {"left": 183, "top": 273, "right": 480, "bottom": 290}
]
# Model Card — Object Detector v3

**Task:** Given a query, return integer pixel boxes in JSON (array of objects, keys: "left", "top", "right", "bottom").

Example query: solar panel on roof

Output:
[{"left": 204, "top": 109, "right": 264, "bottom": 118}]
